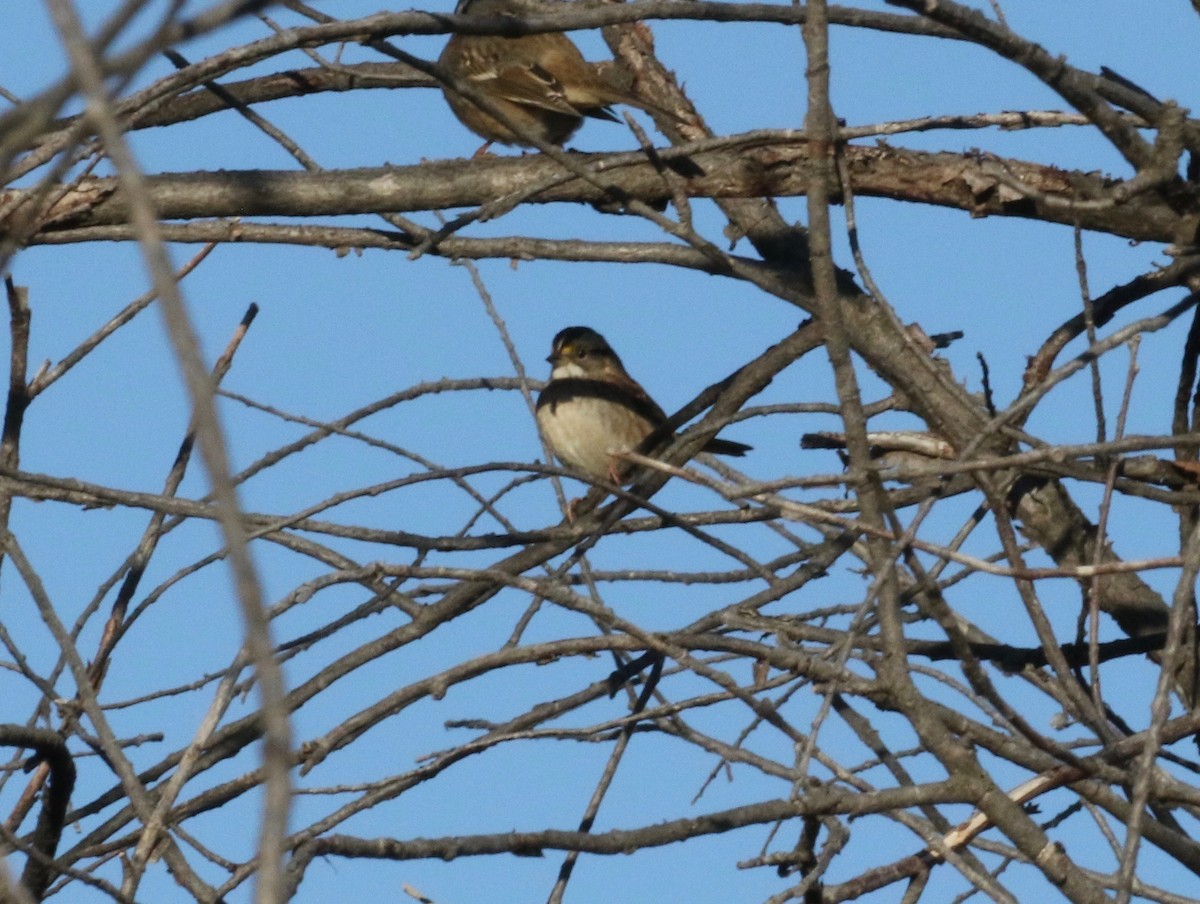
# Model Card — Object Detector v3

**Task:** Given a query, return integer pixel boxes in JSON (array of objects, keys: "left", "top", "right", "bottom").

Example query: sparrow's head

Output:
[{"left": 547, "top": 326, "right": 626, "bottom": 378}]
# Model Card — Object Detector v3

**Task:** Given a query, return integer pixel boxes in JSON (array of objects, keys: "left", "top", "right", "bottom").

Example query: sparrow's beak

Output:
[{"left": 546, "top": 351, "right": 560, "bottom": 364}]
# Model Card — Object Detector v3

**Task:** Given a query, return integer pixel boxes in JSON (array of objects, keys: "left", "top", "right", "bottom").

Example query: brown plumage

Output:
[
  {"left": 438, "top": 0, "right": 664, "bottom": 149},
  {"left": 535, "top": 326, "right": 750, "bottom": 483}
]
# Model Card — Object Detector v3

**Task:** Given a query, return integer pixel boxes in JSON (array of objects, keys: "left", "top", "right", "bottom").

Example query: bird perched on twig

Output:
[
  {"left": 437, "top": 0, "right": 667, "bottom": 151},
  {"left": 536, "top": 326, "right": 750, "bottom": 484}
]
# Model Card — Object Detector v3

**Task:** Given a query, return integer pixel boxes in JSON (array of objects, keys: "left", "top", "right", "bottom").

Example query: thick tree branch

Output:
[{"left": 11, "top": 141, "right": 1197, "bottom": 245}]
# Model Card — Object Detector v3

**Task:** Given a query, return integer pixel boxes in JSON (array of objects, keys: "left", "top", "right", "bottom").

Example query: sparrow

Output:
[
  {"left": 536, "top": 326, "right": 751, "bottom": 483},
  {"left": 437, "top": 0, "right": 666, "bottom": 150}
]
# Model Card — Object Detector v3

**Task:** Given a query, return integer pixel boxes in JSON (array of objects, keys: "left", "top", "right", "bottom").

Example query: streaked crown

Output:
[{"left": 547, "top": 326, "right": 621, "bottom": 365}]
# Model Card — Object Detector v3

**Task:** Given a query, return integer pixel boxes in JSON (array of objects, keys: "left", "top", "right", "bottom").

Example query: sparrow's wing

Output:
[
  {"left": 611, "top": 371, "right": 752, "bottom": 457},
  {"left": 494, "top": 39, "right": 625, "bottom": 121},
  {"left": 479, "top": 62, "right": 587, "bottom": 117},
  {"left": 608, "top": 372, "right": 669, "bottom": 424}
]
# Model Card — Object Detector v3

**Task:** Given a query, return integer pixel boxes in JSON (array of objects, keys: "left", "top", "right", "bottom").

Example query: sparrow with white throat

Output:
[{"left": 536, "top": 326, "right": 750, "bottom": 484}]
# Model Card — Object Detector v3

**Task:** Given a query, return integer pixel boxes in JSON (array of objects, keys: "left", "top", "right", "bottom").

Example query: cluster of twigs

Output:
[{"left": 2, "top": 1, "right": 1200, "bottom": 903}]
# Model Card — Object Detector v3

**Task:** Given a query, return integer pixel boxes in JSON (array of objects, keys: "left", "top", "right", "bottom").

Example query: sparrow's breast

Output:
[{"left": 537, "top": 380, "right": 654, "bottom": 480}]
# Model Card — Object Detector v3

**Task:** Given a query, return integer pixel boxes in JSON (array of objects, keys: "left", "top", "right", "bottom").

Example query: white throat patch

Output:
[{"left": 551, "top": 361, "right": 589, "bottom": 379}]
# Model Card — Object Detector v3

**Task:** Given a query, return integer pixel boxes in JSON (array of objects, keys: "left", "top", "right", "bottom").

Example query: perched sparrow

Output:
[
  {"left": 437, "top": 0, "right": 665, "bottom": 150},
  {"left": 536, "top": 326, "right": 750, "bottom": 483}
]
